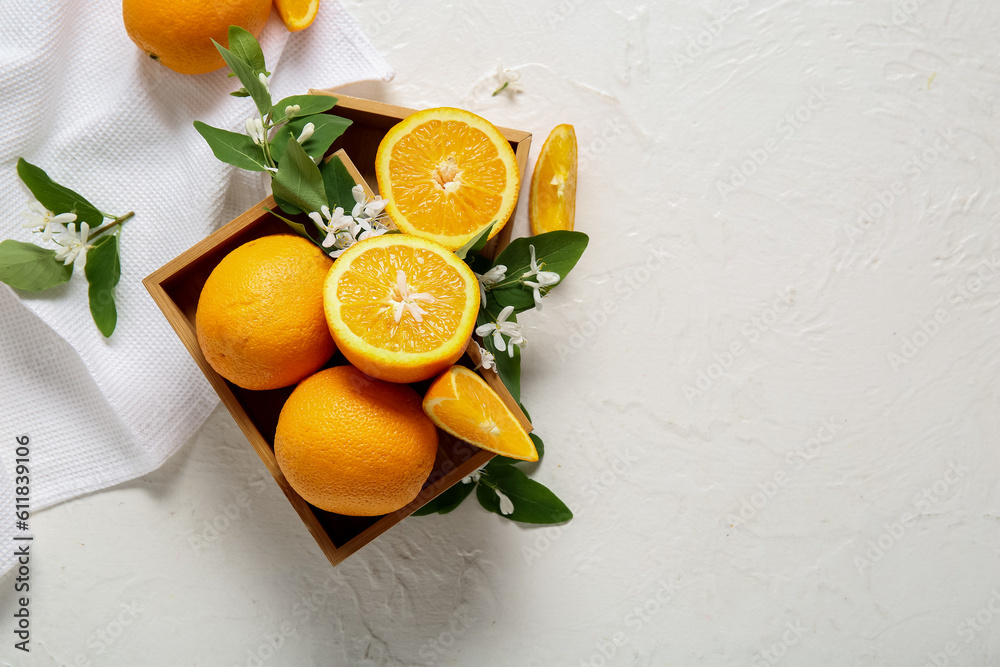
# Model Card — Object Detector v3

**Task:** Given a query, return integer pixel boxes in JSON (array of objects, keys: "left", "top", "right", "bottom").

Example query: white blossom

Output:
[
  {"left": 492, "top": 62, "right": 523, "bottom": 96},
  {"left": 258, "top": 72, "right": 271, "bottom": 93},
  {"left": 461, "top": 463, "right": 488, "bottom": 485},
  {"left": 495, "top": 488, "right": 515, "bottom": 515},
  {"left": 284, "top": 104, "right": 301, "bottom": 119},
  {"left": 296, "top": 122, "right": 315, "bottom": 144},
  {"left": 245, "top": 117, "right": 266, "bottom": 145},
  {"left": 474, "top": 341, "right": 496, "bottom": 372},
  {"left": 390, "top": 270, "right": 435, "bottom": 323},
  {"left": 520, "top": 244, "right": 560, "bottom": 309},
  {"left": 20, "top": 201, "right": 75, "bottom": 243},
  {"left": 475, "top": 264, "right": 506, "bottom": 303},
  {"left": 475, "top": 305, "right": 525, "bottom": 357},
  {"left": 53, "top": 222, "right": 90, "bottom": 266}
]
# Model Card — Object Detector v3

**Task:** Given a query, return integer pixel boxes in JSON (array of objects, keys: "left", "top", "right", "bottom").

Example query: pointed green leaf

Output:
[
  {"left": 412, "top": 481, "right": 476, "bottom": 516},
  {"left": 320, "top": 154, "right": 360, "bottom": 211},
  {"left": 271, "top": 95, "right": 339, "bottom": 124},
  {"left": 490, "top": 231, "right": 589, "bottom": 313},
  {"left": 85, "top": 233, "right": 120, "bottom": 337},
  {"left": 16, "top": 159, "right": 103, "bottom": 227},
  {"left": 193, "top": 121, "right": 271, "bottom": 172},
  {"left": 271, "top": 114, "right": 352, "bottom": 164},
  {"left": 212, "top": 39, "right": 271, "bottom": 118},
  {"left": 0, "top": 240, "right": 74, "bottom": 292},
  {"left": 272, "top": 135, "right": 327, "bottom": 216},
  {"left": 226, "top": 25, "right": 267, "bottom": 75},
  {"left": 476, "top": 466, "right": 572, "bottom": 524},
  {"left": 262, "top": 206, "right": 314, "bottom": 241},
  {"left": 455, "top": 220, "right": 497, "bottom": 261}
]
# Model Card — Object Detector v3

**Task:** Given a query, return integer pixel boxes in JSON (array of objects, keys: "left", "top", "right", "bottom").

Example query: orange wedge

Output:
[
  {"left": 529, "top": 124, "right": 577, "bottom": 235},
  {"left": 323, "top": 234, "right": 480, "bottom": 384},
  {"left": 423, "top": 366, "right": 538, "bottom": 462},
  {"left": 275, "top": 0, "right": 318, "bottom": 31},
  {"left": 375, "top": 107, "right": 521, "bottom": 251}
]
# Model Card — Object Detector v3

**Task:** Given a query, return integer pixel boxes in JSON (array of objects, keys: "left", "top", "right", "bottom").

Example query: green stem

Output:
[{"left": 88, "top": 211, "right": 134, "bottom": 240}]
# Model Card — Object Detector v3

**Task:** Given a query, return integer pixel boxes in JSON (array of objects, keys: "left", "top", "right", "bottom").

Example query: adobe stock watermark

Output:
[
  {"left": 579, "top": 576, "right": 681, "bottom": 667},
  {"left": 358, "top": 0, "right": 402, "bottom": 40},
  {"left": 682, "top": 288, "right": 795, "bottom": 403},
  {"left": 68, "top": 601, "right": 141, "bottom": 667},
  {"left": 556, "top": 245, "right": 671, "bottom": 362},
  {"left": 853, "top": 461, "right": 968, "bottom": 575},
  {"left": 878, "top": 0, "right": 928, "bottom": 32},
  {"left": 844, "top": 127, "right": 958, "bottom": 243},
  {"left": 749, "top": 621, "right": 808, "bottom": 667},
  {"left": 188, "top": 473, "right": 268, "bottom": 553},
  {"left": 522, "top": 447, "right": 638, "bottom": 564},
  {"left": 231, "top": 570, "right": 349, "bottom": 667},
  {"left": 716, "top": 86, "right": 830, "bottom": 200},
  {"left": 887, "top": 256, "right": 999, "bottom": 372},
  {"left": 672, "top": 0, "right": 749, "bottom": 71},
  {"left": 922, "top": 589, "right": 1000, "bottom": 666},
  {"left": 546, "top": 0, "right": 588, "bottom": 30},
  {"left": 578, "top": 116, "right": 628, "bottom": 174},
  {"left": 416, "top": 605, "right": 477, "bottom": 666},
  {"left": 727, "top": 418, "right": 841, "bottom": 528}
]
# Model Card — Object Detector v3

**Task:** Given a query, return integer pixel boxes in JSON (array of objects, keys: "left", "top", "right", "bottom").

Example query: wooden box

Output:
[{"left": 143, "top": 95, "right": 532, "bottom": 567}]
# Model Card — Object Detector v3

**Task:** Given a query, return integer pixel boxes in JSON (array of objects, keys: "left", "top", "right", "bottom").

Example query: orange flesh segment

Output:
[
  {"left": 337, "top": 245, "right": 469, "bottom": 354},
  {"left": 389, "top": 119, "right": 507, "bottom": 236},
  {"left": 424, "top": 366, "right": 537, "bottom": 462},
  {"left": 530, "top": 124, "right": 577, "bottom": 235},
  {"left": 275, "top": 0, "right": 319, "bottom": 31}
]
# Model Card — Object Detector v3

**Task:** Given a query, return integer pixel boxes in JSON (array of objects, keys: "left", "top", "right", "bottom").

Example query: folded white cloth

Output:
[{"left": 0, "top": 0, "right": 393, "bottom": 575}]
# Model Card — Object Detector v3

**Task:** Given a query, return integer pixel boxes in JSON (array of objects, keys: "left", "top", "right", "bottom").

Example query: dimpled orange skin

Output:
[
  {"left": 196, "top": 234, "right": 336, "bottom": 391},
  {"left": 122, "top": 0, "right": 273, "bottom": 75},
  {"left": 274, "top": 366, "right": 440, "bottom": 516}
]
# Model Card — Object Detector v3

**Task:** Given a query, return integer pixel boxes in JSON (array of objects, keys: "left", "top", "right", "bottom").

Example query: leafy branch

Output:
[{"left": 0, "top": 158, "right": 133, "bottom": 336}]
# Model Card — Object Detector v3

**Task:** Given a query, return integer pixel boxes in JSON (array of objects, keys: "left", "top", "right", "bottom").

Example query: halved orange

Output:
[
  {"left": 275, "top": 0, "right": 318, "bottom": 31},
  {"left": 323, "top": 234, "right": 480, "bottom": 383},
  {"left": 375, "top": 107, "right": 521, "bottom": 251},
  {"left": 423, "top": 366, "right": 538, "bottom": 461},
  {"left": 529, "top": 124, "right": 577, "bottom": 235}
]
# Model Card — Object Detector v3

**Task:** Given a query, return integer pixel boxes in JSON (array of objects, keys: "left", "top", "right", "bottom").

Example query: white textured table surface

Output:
[{"left": 4, "top": 1, "right": 1000, "bottom": 665}]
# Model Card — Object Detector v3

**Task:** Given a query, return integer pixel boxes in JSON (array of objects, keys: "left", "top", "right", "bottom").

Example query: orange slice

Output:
[
  {"left": 423, "top": 366, "right": 537, "bottom": 461},
  {"left": 375, "top": 107, "right": 521, "bottom": 251},
  {"left": 323, "top": 234, "right": 480, "bottom": 383},
  {"left": 274, "top": 0, "right": 318, "bottom": 31},
  {"left": 529, "top": 124, "right": 577, "bottom": 235}
]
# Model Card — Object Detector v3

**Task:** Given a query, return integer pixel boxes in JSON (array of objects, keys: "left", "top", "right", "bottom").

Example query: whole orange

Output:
[
  {"left": 274, "top": 365, "right": 439, "bottom": 516},
  {"left": 196, "top": 234, "right": 335, "bottom": 391},
  {"left": 122, "top": 0, "right": 273, "bottom": 75}
]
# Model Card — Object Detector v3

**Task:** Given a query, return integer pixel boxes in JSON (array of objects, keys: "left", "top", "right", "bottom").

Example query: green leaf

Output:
[
  {"left": 476, "top": 466, "right": 572, "bottom": 524},
  {"left": 272, "top": 136, "right": 327, "bottom": 216},
  {"left": 519, "top": 403, "right": 532, "bottom": 422},
  {"left": 412, "top": 482, "right": 476, "bottom": 516},
  {"left": 271, "top": 94, "right": 339, "bottom": 124},
  {"left": 488, "top": 433, "right": 544, "bottom": 467},
  {"left": 16, "top": 159, "right": 103, "bottom": 227},
  {"left": 271, "top": 114, "right": 352, "bottom": 164},
  {"left": 454, "top": 220, "right": 497, "bottom": 261},
  {"left": 477, "top": 305, "right": 521, "bottom": 402},
  {"left": 85, "top": 233, "right": 121, "bottom": 337},
  {"left": 490, "top": 231, "right": 590, "bottom": 313},
  {"left": 477, "top": 300, "right": 521, "bottom": 402},
  {"left": 193, "top": 121, "right": 271, "bottom": 172},
  {"left": 0, "top": 240, "right": 73, "bottom": 292},
  {"left": 262, "top": 206, "right": 313, "bottom": 241},
  {"left": 226, "top": 25, "right": 266, "bottom": 75},
  {"left": 320, "top": 154, "right": 360, "bottom": 211},
  {"left": 230, "top": 89, "right": 251, "bottom": 98},
  {"left": 212, "top": 38, "right": 271, "bottom": 118}
]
